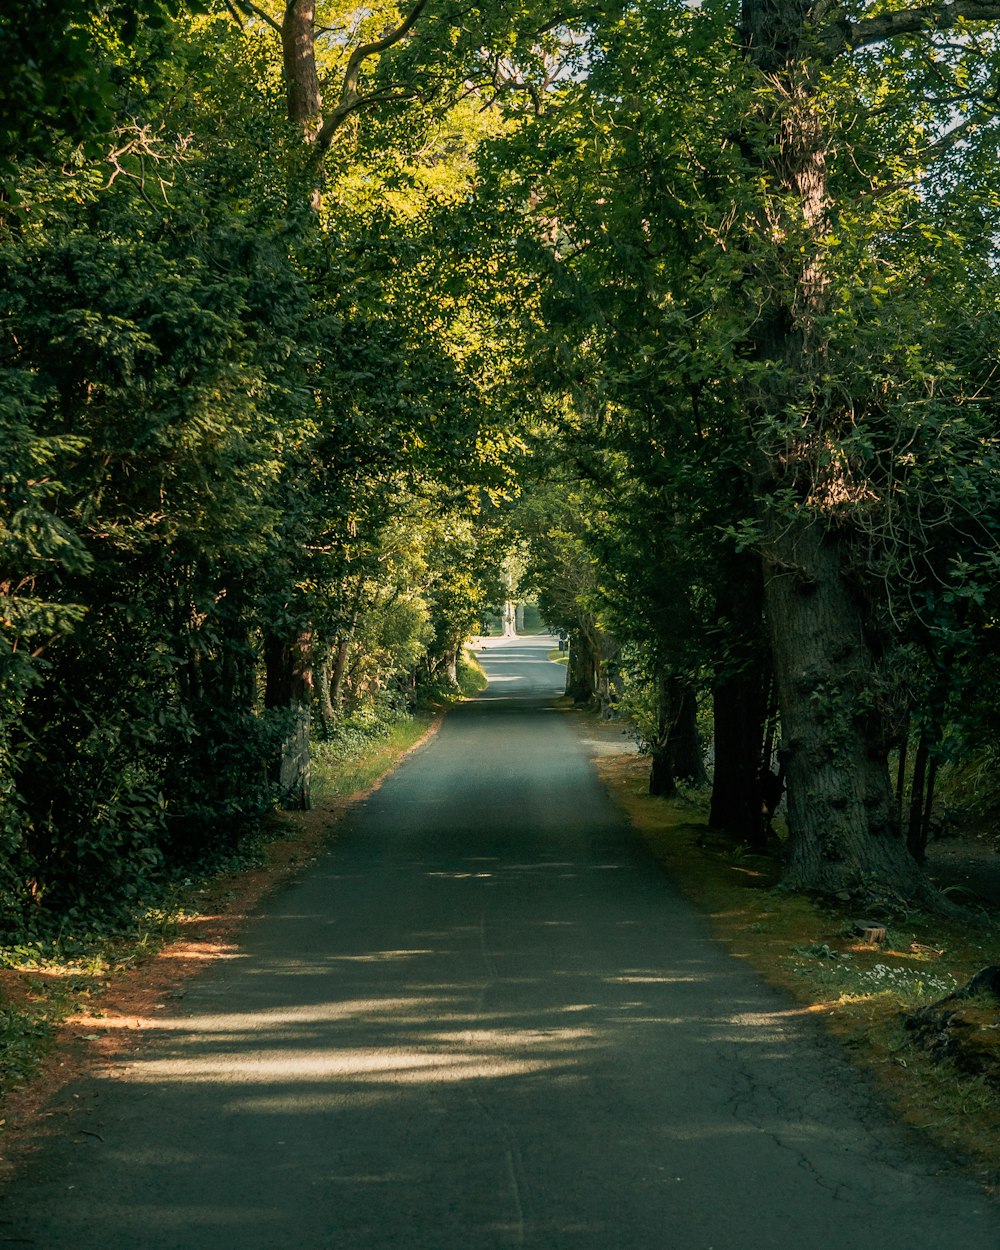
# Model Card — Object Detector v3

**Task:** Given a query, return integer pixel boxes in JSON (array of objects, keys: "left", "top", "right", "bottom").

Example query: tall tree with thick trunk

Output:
[
  {"left": 735, "top": 0, "right": 1000, "bottom": 900},
  {"left": 513, "top": 2, "right": 1000, "bottom": 902}
]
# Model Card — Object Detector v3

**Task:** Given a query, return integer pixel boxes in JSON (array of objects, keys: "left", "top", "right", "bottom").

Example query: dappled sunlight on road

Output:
[
  {"left": 16, "top": 631, "right": 997, "bottom": 1250},
  {"left": 608, "top": 974, "right": 703, "bottom": 984},
  {"left": 112, "top": 934, "right": 809, "bottom": 1115},
  {"left": 473, "top": 635, "right": 567, "bottom": 704},
  {"left": 321, "top": 948, "right": 437, "bottom": 962},
  {"left": 131, "top": 1046, "right": 568, "bottom": 1086}
]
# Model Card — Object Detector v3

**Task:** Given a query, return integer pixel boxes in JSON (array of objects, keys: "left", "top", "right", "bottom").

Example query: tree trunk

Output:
[
  {"left": 922, "top": 756, "right": 939, "bottom": 849},
  {"left": 440, "top": 646, "right": 458, "bottom": 685},
  {"left": 895, "top": 711, "right": 910, "bottom": 821},
  {"left": 264, "top": 627, "right": 313, "bottom": 811},
  {"left": 597, "top": 643, "right": 622, "bottom": 720},
  {"left": 648, "top": 748, "right": 677, "bottom": 799},
  {"left": 736, "top": 0, "right": 935, "bottom": 903},
  {"left": 282, "top": 0, "right": 321, "bottom": 140},
  {"left": 648, "top": 670, "right": 678, "bottom": 797},
  {"left": 314, "top": 640, "right": 336, "bottom": 734},
  {"left": 673, "top": 686, "right": 706, "bottom": 785},
  {"left": 220, "top": 630, "right": 255, "bottom": 711},
  {"left": 906, "top": 728, "right": 930, "bottom": 861},
  {"left": 649, "top": 675, "right": 705, "bottom": 797},
  {"left": 906, "top": 724, "right": 943, "bottom": 864},
  {"left": 328, "top": 633, "right": 351, "bottom": 710},
  {"left": 566, "top": 630, "right": 596, "bottom": 704},
  {"left": 763, "top": 520, "right": 927, "bottom": 899},
  {"left": 328, "top": 596, "right": 363, "bottom": 713},
  {"left": 710, "top": 680, "right": 768, "bottom": 847},
  {"left": 709, "top": 552, "right": 769, "bottom": 846}
]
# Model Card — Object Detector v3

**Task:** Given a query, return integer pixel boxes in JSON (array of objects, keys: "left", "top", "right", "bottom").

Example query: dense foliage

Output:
[
  {"left": 5, "top": 0, "right": 1000, "bottom": 929},
  {"left": 0, "top": 3, "right": 522, "bottom": 932},
  {"left": 499, "top": 0, "right": 1000, "bottom": 903}
]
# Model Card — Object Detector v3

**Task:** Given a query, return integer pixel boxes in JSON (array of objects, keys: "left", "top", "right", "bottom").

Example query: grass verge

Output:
[
  {"left": 458, "top": 646, "right": 489, "bottom": 697},
  {"left": 311, "top": 710, "right": 436, "bottom": 802},
  {"left": 597, "top": 751, "right": 1000, "bottom": 1187},
  {"left": 0, "top": 893, "right": 199, "bottom": 1107}
]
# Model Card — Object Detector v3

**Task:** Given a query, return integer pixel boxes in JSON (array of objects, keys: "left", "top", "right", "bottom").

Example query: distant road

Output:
[{"left": 4, "top": 635, "right": 996, "bottom": 1248}]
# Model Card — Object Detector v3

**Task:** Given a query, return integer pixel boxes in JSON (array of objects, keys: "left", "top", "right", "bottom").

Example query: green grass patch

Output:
[
  {"left": 0, "top": 911, "right": 189, "bottom": 1100},
  {"left": 547, "top": 648, "right": 568, "bottom": 665},
  {"left": 0, "top": 995, "right": 60, "bottom": 1094},
  {"left": 310, "top": 656, "right": 488, "bottom": 803},
  {"left": 311, "top": 711, "right": 435, "bottom": 801},
  {"left": 457, "top": 647, "right": 488, "bottom": 697},
  {"left": 597, "top": 751, "right": 1000, "bottom": 1183}
]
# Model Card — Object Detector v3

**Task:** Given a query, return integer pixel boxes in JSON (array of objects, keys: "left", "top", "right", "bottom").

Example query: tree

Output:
[
  {"left": 731, "top": 0, "right": 1000, "bottom": 900},
  {"left": 0, "top": 0, "right": 542, "bottom": 918},
  {"left": 0, "top": 0, "right": 201, "bottom": 182},
  {"left": 213, "top": 1, "right": 567, "bottom": 805},
  {"left": 8, "top": 0, "right": 1000, "bottom": 926},
  {"left": 490, "top": 1, "right": 1000, "bottom": 902}
]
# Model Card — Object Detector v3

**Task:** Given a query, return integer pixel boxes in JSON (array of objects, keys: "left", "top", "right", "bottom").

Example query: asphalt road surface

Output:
[{"left": 4, "top": 635, "right": 997, "bottom": 1249}]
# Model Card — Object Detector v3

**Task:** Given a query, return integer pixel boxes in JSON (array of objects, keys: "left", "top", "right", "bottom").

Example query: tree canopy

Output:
[{"left": 4, "top": 0, "right": 1000, "bottom": 929}]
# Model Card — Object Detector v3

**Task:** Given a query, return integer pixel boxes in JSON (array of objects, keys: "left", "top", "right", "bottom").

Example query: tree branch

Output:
[
  {"left": 919, "top": 105, "right": 999, "bottom": 159},
  {"left": 227, "top": 0, "right": 282, "bottom": 35},
  {"left": 323, "top": 86, "right": 422, "bottom": 131},
  {"left": 346, "top": 0, "right": 429, "bottom": 70},
  {"left": 825, "top": 0, "right": 1000, "bottom": 57},
  {"left": 314, "top": 0, "right": 429, "bottom": 150},
  {"left": 222, "top": 0, "right": 245, "bottom": 27}
]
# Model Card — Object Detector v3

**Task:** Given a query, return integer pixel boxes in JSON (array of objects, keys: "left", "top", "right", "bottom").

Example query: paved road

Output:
[{"left": 4, "top": 635, "right": 997, "bottom": 1249}]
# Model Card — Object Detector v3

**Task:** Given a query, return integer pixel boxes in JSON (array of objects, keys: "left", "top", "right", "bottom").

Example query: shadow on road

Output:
[{"left": 11, "top": 632, "right": 997, "bottom": 1249}]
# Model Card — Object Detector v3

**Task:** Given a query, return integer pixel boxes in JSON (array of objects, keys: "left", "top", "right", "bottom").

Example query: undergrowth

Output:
[
  {"left": 311, "top": 712, "right": 435, "bottom": 801},
  {"left": 0, "top": 910, "right": 188, "bottom": 1100},
  {"left": 310, "top": 649, "right": 483, "bottom": 801}
]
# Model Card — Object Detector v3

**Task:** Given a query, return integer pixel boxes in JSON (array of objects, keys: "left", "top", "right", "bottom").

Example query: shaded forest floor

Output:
[{"left": 923, "top": 828, "right": 1000, "bottom": 914}]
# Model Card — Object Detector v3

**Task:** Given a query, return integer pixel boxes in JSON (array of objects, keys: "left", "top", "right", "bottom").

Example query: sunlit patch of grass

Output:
[
  {"left": 595, "top": 750, "right": 1000, "bottom": 1183},
  {"left": 0, "top": 999, "right": 56, "bottom": 1094},
  {"left": 0, "top": 901, "right": 199, "bottom": 1100},
  {"left": 311, "top": 712, "right": 435, "bottom": 802},
  {"left": 459, "top": 647, "right": 489, "bottom": 695}
]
